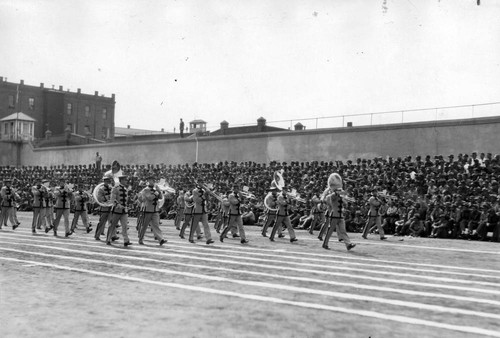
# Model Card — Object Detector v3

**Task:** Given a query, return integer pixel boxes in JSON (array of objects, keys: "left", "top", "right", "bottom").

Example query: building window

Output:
[
  {"left": 8, "top": 95, "right": 15, "bottom": 108},
  {"left": 102, "top": 127, "right": 107, "bottom": 139},
  {"left": 28, "top": 97, "right": 35, "bottom": 110},
  {"left": 84, "top": 125, "right": 90, "bottom": 134},
  {"left": 102, "top": 108, "right": 107, "bottom": 120},
  {"left": 85, "top": 106, "right": 90, "bottom": 118},
  {"left": 67, "top": 103, "right": 72, "bottom": 115}
]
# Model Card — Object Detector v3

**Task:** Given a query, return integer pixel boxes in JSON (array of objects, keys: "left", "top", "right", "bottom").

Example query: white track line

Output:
[
  {"left": 1, "top": 247, "right": 499, "bottom": 321},
  {"left": 2, "top": 257, "right": 499, "bottom": 338},
  {"left": 2, "top": 235, "right": 500, "bottom": 296},
  {"left": 2, "top": 241, "right": 499, "bottom": 308},
  {"left": 4, "top": 232, "right": 500, "bottom": 286}
]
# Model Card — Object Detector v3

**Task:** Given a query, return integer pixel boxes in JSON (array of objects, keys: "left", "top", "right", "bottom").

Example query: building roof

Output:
[
  {"left": 189, "top": 119, "right": 206, "bottom": 124},
  {"left": 114, "top": 126, "right": 169, "bottom": 137},
  {"left": 210, "top": 125, "right": 286, "bottom": 136},
  {"left": 0, "top": 112, "right": 36, "bottom": 122}
]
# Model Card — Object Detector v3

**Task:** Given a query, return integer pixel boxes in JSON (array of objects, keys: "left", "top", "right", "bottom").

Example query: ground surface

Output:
[{"left": 0, "top": 212, "right": 499, "bottom": 338}]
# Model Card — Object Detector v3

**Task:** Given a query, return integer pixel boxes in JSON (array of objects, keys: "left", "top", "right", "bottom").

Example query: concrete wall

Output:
[{"left": 3, "top": 116, "right": 500, "bottom": 167}]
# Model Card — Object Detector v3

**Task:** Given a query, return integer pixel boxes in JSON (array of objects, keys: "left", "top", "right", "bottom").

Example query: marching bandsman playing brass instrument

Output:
[
  {"left": 361, "top": 187, "right": 387, "bottom": 240},
  {"left": 52, "top": 178, "right": 73, "bottom": 237},
  {"left": 220, "top": 183, "right": 248, "bottom": 244},
  {"left": 262, "top": 186, "right": 282, "bottom": 238},
  {"left": 94, "top": 174, "right": 115, "bottom": 241},
  {"left": 41, "top": 179, "right": 54, "bottom": 232},
  {"left": 309, "top": 193, "right": 325, "bottom": 235},
  {"left": 174, "top": 189, "right": 185, "bottom": 230},
  {"left": 269, "top": 187, "right": 298, "bottom": 243},
  {"left": 31, "top": 177, "right": 47, "bottom": 233},
  {"left": 107, "top": 175, "right": 132, "bottom": 246},
  {"left": 0, "top": 178, "right": 17, "bottom": 230},
  {"left": 321, "top": 173, "right": 356, "bottom": 251},
  {"left": 189, "top": 183, "right": 214, "bottom": 244},
  {"left": 138, "top": 176, "right": 167, "bottom": 246},
  {"left": 70, "top": 182, "right": 93, "bottom": 234},
  {"left": 179, "top": 189, "right": 201, "bottom": 239}
]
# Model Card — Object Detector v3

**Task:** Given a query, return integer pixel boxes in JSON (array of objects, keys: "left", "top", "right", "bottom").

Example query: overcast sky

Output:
[{"left": 1, "top": 0, "right": 499, "bottom": 132}]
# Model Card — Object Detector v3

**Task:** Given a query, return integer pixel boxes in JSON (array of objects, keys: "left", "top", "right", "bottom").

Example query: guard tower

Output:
[
  {"left": 189, "top": 119, "right": 207, "bottom": 133},
  {"left": 0, "top": 112, "right": 36, "bottom": 142}
]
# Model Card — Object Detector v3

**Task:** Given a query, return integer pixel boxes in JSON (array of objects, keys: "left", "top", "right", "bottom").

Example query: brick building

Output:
[{"left": 0, "top": 77, "right": 115, "bottom": 140}]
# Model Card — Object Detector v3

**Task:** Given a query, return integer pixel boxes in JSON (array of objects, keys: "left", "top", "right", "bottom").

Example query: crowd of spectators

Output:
[{"left": 1, "top": 151, "right": 499, "bottom": 242}]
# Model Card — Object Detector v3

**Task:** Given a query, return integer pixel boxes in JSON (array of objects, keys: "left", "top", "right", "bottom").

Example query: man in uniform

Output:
[
  {"left": 361, "top": 188, "right": 387, "bottom": 240},
  {"left": 70, "top": 182, "right": 93, "bottom": 234},
  {"left": 52, "top": 178, "right": 73, "bottom": 237},
  {"left": 261, "top": 186, "right": 281, "bottom": 237},
  {"left": 189, "top": 183, "right": 214, "bottom": 244},
  {"left": 269, "top": 188, "right": 298, "bottom": 243},
  {"left": 220, "top": 183, "right": 248, "bottom": 244},
  {"left": 179, "top": 189, "right": 201, "bottom": 239},
  {"left": 174, "top": 189, "right": 185, "bottom": 230},
  {"left": 107, "top": 175, "right": 132, "bottom": 247},
  {"left": 322, "top": 173, "right": 356, "bottom": 251},
  {"left": 95, "top": 174, "right": 115, "bottom": 241},
  {"left": 138, "top": 176, "right": 167, "bottom": 246},
  {"left": 41, "top": 179, "right": 54, "bottom": 233},
  {"left": 31, "top": 177, "right": 47, "bottom": 233},
  {"left": 0, "top": 178, "right": 17, "bottom": 230}
]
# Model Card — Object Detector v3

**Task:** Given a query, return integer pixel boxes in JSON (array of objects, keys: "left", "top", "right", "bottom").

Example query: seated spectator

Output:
[{"left": 241, "top": 206, "right": 256, "bottom": 225}]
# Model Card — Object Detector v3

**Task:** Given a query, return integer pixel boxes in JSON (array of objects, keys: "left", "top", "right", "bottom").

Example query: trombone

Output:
[{"left": 197, "top": 182, "right": 223, "bottom": 203}]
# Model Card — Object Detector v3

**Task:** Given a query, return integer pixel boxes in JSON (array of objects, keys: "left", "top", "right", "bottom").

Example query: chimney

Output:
[
  {"left": 347, "top": 122, "right": 353, "bottom": 127},
  {"left": 127, "top": 125, "right": 130, "bottom": 129},
  {"left": 59, "top": 85, "right": 63, "bottom": 91},
  {"left": 257, "top": 117, "right": 266, "bottom": 132},
  {"left": 40, "top": 83, "right": 44, "bottom": 88},
  {"left": 20, "top": 79, "right": 24, "bottom": 85},
  {"left": 0, "top": 76, "right": 3, "bottom": 82},
  {"left": 77, "top": 88, "right": 81, "bottom": 94},
  {"left": 95, "top": 91, "right": 99, "bottom": 96},
  {"left": 111, "top": 94, "right": 115, "bottom": 100},
  {"left": 161, "top": 128, "right": 164, "bottom": 132}
]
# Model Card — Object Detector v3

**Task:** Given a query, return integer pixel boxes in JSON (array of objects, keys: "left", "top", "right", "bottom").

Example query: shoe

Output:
[
  {"left": 269, "top": 238, "right": 275, "bottom": 242},
  {"left": 322, "top": 244, "right": 329, "bottom": 250},
  {"left": 362, "top": 235, "right": 367, "bottom": 239},
  {"left": 70, "top": 230, "right": 75, "bottom": 235},
  {"left": 317, "top": 236, "right": 323, "bottom": 241},
  {"left": 206, "top": 239, "right": 214, "bottom": 245},
  {"left": 159, "top": 239, "right": 167, "bottom": 246},
  {"left": 347, "top": 243, "right": 356, "bottom": 251},
  {"left": 124, "top": 241, "right": 132, "bottom": 247},
  {"left": 111, "top": 236, "right": 119, "bottom": 242},
  {"left": 65, "top": 232, "right": 73, "bottom": 237},
  {"left": 179, "top": 234, "right": 185, "bottom": 239},
  {"left": 32, "top": 229, "right": 36, "bottom": 234},
  {"left": 95, "top": 237, "right": 101, "bottom": 241},
  {"left": 197, "top": 235, "right": 203, "bottom": 240},
  {"left": 261, "top": 233, "right": 267, "bottom": 237},
  {"left": 36, "top": 226, "right": 42, "bottom": 230},
  {"left": 86, "top": 227, "right": 93, "bottom": 234},
  {"left": 241, "top": 239, "right": 249, "bottom": 244},
  {"left": 13, "top": 224, "right": 18, "bottom": 230},
  {"left": 290, "top": 238, "right": 298, "bottom": 243},
  {"left": 45, "top": 226, "right": 52, "bottom": 233},
  {"left": 380, "top": 236, "right": 387, "bottom": 240},
  {"left": 232, "top": 234, "right": 240, "bottom": 238},
  {"left": 189, "top": 240, "right": 195, "bottom": 243},
  {"left": 176, "top": 227, "right": 180, "bottom": 230},
  {"left": 138, "top": 240, "right": 144, "bottom": 245},
  {"left": 278, "top": 234, "right": 285, "bottom": 238},
  {"left": 53, "top": 231, "right": 57, "bottom": 237},
  {"left": 106, "top": 241, "right": 111, "bottom": 245},
  {"left": 338, "top": 239, "right": 344, "bottom": 242},
  {"left": 219, "top": 236, "right": 224, "bottom": 243}
]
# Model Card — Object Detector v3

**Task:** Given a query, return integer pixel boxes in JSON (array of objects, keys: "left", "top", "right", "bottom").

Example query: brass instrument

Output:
[
  {"left": 196, "top": 182, "right": 223, "bottom": 203},
  {"left": 377, "top": 192, "right": 398, "bottom": 200},
  {"left": 264, "top": 192, "right": 278, "bottom": 211},
  {"left": 285, "top": 189, "right": 307, "bottom": 203},
  {"left": 92, "top": 183, "right": 114, "bottom": 207},
  {"left": 156, "top": 179, "right": 176, "bottom": 194}
]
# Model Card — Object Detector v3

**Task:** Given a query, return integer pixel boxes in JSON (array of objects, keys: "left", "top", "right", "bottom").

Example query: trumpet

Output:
[
  {"left": 197, "top": 182, "right": 223, "bottom": 203},
  {"left": 377, "top": 192, "right": 398, "bottom": 200},
  {"left": 240, "top": 190, "right": 256, "bottom": 200}
]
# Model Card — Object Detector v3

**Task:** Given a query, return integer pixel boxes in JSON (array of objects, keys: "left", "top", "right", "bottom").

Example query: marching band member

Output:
[
  {"left": 70, "top": 182, "right": 93, "bottom": 234},
  {"left": 189, "top": 183, "right": 214, "bottom": 244},
  {"left": 361, "top": 187, "right": 387, "bottom": 240},
  {"left": 107, "top": 175, "right": 132, "bottom": 246},
  {"left": 41, "top": 179, "right": 54, "bottom": 233},
  {"left": 31, "top": 177, "right": 47, "bottom": 233},
  {"left": 174, "top": 189, "right": 185, "bottom": 230},
  {"left": 269, "top": 187, "right": 298, "bottom": 243},
  {"left": 321, "top": 173, "right": 356, "bottom": 251},
  {"left": 52, "top": 178, "right": 73, "bottom": 237},
  {"left": 94, "top": 174, "right": 116, "bottom": 241},
  {"left": 220, "top": 183, "right": 248, "bottom": 244},
  {"left": 262, "top": 185, "right": 281, "bottom": 238},
  {"left": 309, "top": 193, "right": 325, "bottom": 235},
  {"left": 138, "top": 176, "right": 167, "bottom": 246},
  {"left": 0, "top": 179, "right": 17, "bottom": 230},
  {"left": 179, "top": 189, "right": 201, "bottom": 239}
]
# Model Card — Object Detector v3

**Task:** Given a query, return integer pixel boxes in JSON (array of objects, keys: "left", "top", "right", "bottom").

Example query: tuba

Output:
[
  {"left": 92, "top": 183, "right": 114, "bottom": 207},
  {"left": 264, "top": 192, "right": 278, "bottom": 211},
  {"left": 272, "top": 170, "right": 285, "bottom": 191}
]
